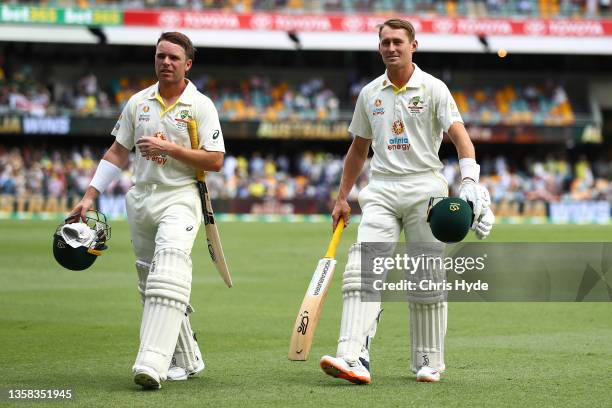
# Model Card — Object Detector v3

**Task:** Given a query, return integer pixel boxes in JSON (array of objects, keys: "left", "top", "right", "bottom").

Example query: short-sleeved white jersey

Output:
[
  {"left": 349, "top": 64, "right": 462, "bottom": 176},
  {"left": 112, "top": 79, "right": 225, "bottom": 186}
]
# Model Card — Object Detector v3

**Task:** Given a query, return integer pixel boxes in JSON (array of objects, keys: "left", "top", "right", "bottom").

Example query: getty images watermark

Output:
[
  {"left": 372, "top": 252, "right": 489, "bottom": 293},
  {"left": 360, "top": 242, "right": 612, "bottom": 302}
]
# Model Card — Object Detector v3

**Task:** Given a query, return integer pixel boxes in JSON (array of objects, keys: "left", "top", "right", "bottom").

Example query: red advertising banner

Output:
[{"left": 123, "top": 10, "right": 612, "bottom": 36}]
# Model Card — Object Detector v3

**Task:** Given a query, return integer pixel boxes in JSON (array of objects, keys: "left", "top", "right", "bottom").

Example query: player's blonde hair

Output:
[{"left": 378, "top": 19, "right": 416, "bottom": 41}]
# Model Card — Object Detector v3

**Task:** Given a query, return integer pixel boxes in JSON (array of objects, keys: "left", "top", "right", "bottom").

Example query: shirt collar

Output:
[
  {"left": 146, "top": 79, "right": 197, "bottom": 106},
  {"left": 380, "top": 64, "right": 423, "bottom": 93}
]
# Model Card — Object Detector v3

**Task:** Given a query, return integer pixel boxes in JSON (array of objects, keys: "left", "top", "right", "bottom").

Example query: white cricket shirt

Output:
[
  {"left": 349, "top": 64, "right": 462, "bottom": 176},
  {"left": 112, "top": 80, "right": 225, "bottom": 186}
]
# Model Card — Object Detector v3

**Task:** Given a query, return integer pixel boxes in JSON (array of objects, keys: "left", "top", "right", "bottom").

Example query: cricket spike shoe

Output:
[
  {"left": 416, "top": 366, "right": 441, "bottom": 383},
  {"left": 167, "top": 346, "right": 205, "bottom": 381},
  {"left": 320, "top": 355, "right": 371, "bottom": 385},
  {"left": 133, "top": 366, "right": 161, "bottom": 390}
]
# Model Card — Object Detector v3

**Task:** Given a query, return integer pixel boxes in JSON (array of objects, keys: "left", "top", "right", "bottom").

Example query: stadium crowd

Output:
[
  {"left": 6, "top": 0, "right": 611, "bottom": 17},
  {"left": 1, "top": 146, "right": 609, "bottom": 206},
  {"left": 0, "top": 65, "right": 575, "bottom": 126}
]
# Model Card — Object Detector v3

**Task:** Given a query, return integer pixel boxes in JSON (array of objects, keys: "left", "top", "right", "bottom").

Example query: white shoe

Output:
[
  {"left": 167, "top": 346, "right": 205, "bottom": 381},
  {"left": 416, "top": 366, "right": 441, "bottom": 382},
  {"left": 133, "top": 366, "right": 161, "bottom": 390},
  {"left": 320, "top": 355, "right": 371, "bottom": 385}
]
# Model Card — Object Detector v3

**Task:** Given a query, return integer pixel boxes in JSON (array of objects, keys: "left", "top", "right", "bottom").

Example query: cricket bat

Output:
[
  {"left": 288, "top": 218, "right": 345, "bottom": 361},
  {"left": 187, "top": 120, "right": 233, "bottom": 288}
]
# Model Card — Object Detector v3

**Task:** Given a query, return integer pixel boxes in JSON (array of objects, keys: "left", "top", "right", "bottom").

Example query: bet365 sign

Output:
[{"left": 0, "top": 5, "right": 122, "bottom": 26}]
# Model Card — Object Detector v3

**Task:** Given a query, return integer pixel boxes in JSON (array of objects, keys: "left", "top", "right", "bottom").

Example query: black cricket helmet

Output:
[
  {"left": 53, "top": 210, "right": 111, "bottom": 271},
  {"left": 427, "top": 197, "right": 473, "bottom": 243}
]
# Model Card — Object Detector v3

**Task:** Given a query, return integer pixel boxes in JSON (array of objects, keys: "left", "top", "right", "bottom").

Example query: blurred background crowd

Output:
[
  {"left": 0, "top": 0, "right": 609, "bottom": 221},
  {"left": 1, "top": 145, "right": 609, "bottom": 204},
  {"left": 0, "top": 66, "right": 576, "bottom": 126}
]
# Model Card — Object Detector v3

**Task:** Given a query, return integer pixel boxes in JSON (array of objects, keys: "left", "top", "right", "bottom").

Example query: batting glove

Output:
[
  {"left": 474, "top": 207, "right": 495, "bottom": 240},
  {"left": 458, "top": 180, "right": 491, "bottom": 228}
]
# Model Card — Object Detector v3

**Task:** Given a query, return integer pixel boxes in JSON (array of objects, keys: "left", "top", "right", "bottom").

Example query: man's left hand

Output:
[
  {"left": 136, "top": 135, "right": 171, "bottom": 157},
  {"left": 474, "top": 207, "right": 495, "bottom": 240},
  {"left": 459, "top": 180, "right": 491, "bottom": 227}
]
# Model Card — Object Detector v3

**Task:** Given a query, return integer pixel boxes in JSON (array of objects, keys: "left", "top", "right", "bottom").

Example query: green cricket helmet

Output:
[
  {"left": 53, "top": 210, "right": 111, "bottom": 271},
  {"left": 427, "top": 197, "right": 473, "bottom": 243}
]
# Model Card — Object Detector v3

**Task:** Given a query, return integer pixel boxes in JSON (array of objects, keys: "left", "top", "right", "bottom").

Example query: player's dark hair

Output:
[
  {"left": 157, "top": 32, "right": 196, "bottom": 61},
  {"left": 379, "top": 19, "right": 416, "bottom": 41}
]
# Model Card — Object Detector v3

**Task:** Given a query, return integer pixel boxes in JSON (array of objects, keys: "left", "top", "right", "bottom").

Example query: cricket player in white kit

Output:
[
  {"left": 320, "top": 19, "right": 495, "bottom": 384},
  {"left": 69, "top": 32, "right": 225, "bottom": 389}
]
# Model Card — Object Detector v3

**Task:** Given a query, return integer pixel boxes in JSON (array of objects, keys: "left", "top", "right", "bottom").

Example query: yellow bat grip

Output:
[
  {"left": 324, "top": 218, "right": 345, "bottom": 259},
  {"left": 187, "top": 120, "right": 205, "bottom": 181}
]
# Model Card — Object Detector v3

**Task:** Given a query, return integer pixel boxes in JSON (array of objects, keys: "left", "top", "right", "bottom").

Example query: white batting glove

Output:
[
  {"left": 474, "top": 207, "right": 495, "bottom": 239},
  {"left": 458, "top": 180, "right": 491, "bottom": 228}
]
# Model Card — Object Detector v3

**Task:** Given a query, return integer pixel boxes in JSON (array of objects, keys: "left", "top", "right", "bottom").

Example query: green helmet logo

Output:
[
  {"left": 53, "top": 211, "right": 111, "bottom": 271},
  {"left": 427, "top": 197, "right": 473, "bottom": 243}
]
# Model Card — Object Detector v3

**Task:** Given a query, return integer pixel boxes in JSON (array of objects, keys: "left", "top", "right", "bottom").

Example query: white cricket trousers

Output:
[
  {"left": 125, "top": 183, "right": 202, "bottom": 262},
  {"left": 357, "top": 171, "right": 448, "bottom": 243}
]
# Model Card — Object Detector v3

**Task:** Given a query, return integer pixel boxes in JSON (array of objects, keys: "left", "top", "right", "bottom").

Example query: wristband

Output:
[
  {"left": 459, "top": 158, "right": 480, "bottom": 183},
  {"left": 89, "top": 159, "right": 122, "bottom": 193}
]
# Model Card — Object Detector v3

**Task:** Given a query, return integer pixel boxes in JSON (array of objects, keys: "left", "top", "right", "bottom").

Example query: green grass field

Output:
[{"left": 1, "top": 220, "right": 611, "bottom": 407}]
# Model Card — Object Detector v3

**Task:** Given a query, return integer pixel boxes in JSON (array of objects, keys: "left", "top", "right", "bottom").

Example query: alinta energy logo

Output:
[
  {"left": 143, "top": 132, "right": 169, "bottom": 166},
  {"left": 388, "top": 120, "right": 410, "bottom": 151}
]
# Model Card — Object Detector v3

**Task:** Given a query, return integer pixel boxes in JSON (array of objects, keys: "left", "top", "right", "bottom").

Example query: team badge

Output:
[
  {"left": 407, "top": 95, "right": 427, "bottom": 116},
  {"left": 449, "top": 203, "right": 460, "bottom": 211},
  {"left": 143, "top": 106, "right": 150, "bottom": 112},
  {"left": 375, "top": 99, "right": 382, "bottom": 107},
  {"left": 174, "top": 109, "right": 192, "bottom": 130},
  {"left": 392, "top": 119, "right": 405, "bottom": 135}
]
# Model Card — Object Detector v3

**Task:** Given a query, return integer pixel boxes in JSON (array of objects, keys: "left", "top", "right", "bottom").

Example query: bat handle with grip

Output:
[
  {"left": 324, "top": 218, "right": 345, "bottom": 259},
  {"left": 187, "top": 120, "right": 205, "bottom": 182}
]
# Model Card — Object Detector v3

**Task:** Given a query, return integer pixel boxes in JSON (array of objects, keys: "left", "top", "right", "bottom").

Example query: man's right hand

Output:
[
  {"left": 332, "top": 198, "right": 351, "bottom": 231},
  {"left": 68, "top": 189, "right": 97, "bottom": 223}
]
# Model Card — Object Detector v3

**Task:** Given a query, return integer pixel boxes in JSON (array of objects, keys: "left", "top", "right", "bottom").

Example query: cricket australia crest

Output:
[
  {"left": 407, "top": 95, "right": 427, "bottom": 116},
  {"left": 175, "top": 109, "right": 193, "bottom": 130}
]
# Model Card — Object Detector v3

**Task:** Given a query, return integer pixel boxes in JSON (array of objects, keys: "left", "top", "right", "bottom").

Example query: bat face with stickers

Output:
[
  {"left": 187, "top": 120, "right": 233, "bottom": 288},
  {"left": 288, "top": 218, "right": 345, "bottom": 361}
]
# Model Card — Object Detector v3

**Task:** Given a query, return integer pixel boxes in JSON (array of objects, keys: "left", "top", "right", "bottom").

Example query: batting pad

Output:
[
  {"left": 410, "top": 301, "right": 447, "bottom": 373},
  {"left": 173, "top": 305, "right": 201, "bottom": 374},
  {"left": 134, "top": 248, "right": 192, "bottom": 380},
  {"left": 405, "top": 242, "right": 447, "bottom": 303},
  {"left": 135, "top": 259, "right": 150, "bottom": 306},
  {"left": 337, "top": 243, "right": 382, "bottom": 362}
]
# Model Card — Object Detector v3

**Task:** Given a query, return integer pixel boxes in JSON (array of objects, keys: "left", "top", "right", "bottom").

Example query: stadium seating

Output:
[{"left": 0, "top": 67, "right": 578, "bottom": 126}]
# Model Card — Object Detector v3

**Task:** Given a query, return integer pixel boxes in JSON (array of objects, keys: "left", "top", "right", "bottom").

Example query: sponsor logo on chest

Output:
[
  {"left": 392, "top": 119, "right": 405, "bottom": 135},
  {"left": 388, "top": 120, "right": 410, "bottom": 151},
  {"left": 372, "top": 98, "right": 385, "bottom": 116},
  {"left": 138, "top": 105, "right": 151, "bottom": 122},
  {"left": 144, "top": 131, "right": 168, "bottom": 166}
]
